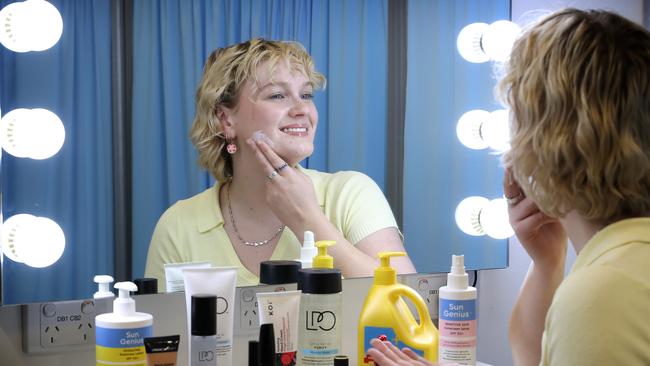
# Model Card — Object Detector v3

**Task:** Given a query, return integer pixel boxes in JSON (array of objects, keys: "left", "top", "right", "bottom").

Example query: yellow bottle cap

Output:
[
  {"left": 313, "top": 240, "right": 336, "bottom": 269},
  {"left": 375, "top": 251, "right": 406, "bottom": 285}
]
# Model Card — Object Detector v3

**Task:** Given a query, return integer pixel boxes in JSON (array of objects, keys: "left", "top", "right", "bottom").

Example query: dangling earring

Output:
[{"left": 225, "top": 132, "right": 237, "bottom": 154}]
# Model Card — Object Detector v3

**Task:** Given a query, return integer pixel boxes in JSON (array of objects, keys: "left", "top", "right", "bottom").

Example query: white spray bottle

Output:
[
  {"left": 95, "top": 281, "right": 153, "bottom": 365},
  {"left": 296, "top": 231, "right": 317, "bottom": 269},
  {"left": 438, "top": 255, "right": 477, "bottom": 365}
]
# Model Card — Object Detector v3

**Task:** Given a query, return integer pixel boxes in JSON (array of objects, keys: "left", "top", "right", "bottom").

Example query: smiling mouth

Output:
[{"left": 280, "top": 127, "right": 308, "bottom": 136}]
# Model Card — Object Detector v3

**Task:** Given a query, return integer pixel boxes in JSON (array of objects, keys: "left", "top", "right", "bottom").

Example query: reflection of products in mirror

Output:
[
  {"left": 93, "top": 275, "right": 115, "bottom": 299},
  {"left": 455, "top": 196, "right": 514, "bottom": 239},
  {"left": 0, "top": 108, "right": 65, "bottom": 159},
  {"left": 0, "top": 0, "right": 63, "bottom": 53},
  {"left": 1, "top": 213, "right": 65, "bottom": 267},
  {"left": 133, "top": 278, "right": 158, "bottom": 295},
  {"left": 163, "top": 261, "right": 211, "bottom": 293},
  {"left": 259, "top": 260, "right": 301, "bottom": 285}
]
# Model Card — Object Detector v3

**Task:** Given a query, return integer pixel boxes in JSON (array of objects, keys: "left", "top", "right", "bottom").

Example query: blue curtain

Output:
[
  {"left": 131, "top": 0, "right": 388, "bottom": 277},
  {"left": 0, "top": 0, "right": 113, "bottom": 303},
  {"left": 403, "top": 0, "right": 509, "bottom": 272}
]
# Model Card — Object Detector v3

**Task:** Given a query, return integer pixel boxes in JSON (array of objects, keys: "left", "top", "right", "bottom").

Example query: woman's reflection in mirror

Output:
[{"left": 144, "top": 39, "right": 415, "bottom": 291}]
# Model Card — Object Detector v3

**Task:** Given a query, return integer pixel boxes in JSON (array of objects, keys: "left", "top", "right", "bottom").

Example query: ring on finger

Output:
[
  {"left": 267, "top": 170, "right": 278, "bottom": 181},
  {"left": 505, "top": 192, "right": 524, "bottom": 206},
  {"left": 275, "top": 163, "right": 289, "bottom": 172}
]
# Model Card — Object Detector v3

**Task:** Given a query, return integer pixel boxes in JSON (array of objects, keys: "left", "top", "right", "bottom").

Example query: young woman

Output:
[
  {"left": 145, "top": 39, "right": 415, "bottom": 289},
  {"left": 369, "top": 8, "right": 650, "bottom": 366}
]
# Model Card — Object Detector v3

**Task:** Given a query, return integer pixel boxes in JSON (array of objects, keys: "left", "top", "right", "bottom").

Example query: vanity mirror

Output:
[{"left": 0, "top": 0, "right": 509, "bottom": 305}]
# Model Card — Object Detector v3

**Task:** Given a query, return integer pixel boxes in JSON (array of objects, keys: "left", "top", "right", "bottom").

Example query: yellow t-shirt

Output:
[
  {"left": 144, "top": 167, "right": 398, "bottom": 291},
  {"left": 540, "top": 218, "right": 650, "bottom": 366}
]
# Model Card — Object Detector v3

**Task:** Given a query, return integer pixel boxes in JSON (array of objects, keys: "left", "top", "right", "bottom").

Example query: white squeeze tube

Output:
[
  {"left": 182, "top": 267, "right": 238, "bottom": 366},
  {"left": 438, "top": 255, "right": 477, "bottom": 365},
  {"left": 163, "top": 261, "right": 211, "bottom": 293},
  {"left": 257, "top": 290, "right": 302, "bottom": 365}
]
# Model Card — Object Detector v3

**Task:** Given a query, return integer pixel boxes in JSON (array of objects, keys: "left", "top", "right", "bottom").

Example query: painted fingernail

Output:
[{"left": 252, "top": 130, "right": 274, "bottom": 148}]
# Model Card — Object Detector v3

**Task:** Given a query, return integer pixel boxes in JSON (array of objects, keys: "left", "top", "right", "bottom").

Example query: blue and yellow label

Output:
[{"left": 96, "top": 326, "right": 152, "bottom": 365}]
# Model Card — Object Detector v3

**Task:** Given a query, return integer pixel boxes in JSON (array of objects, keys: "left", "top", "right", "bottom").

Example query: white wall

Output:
[{"left": 476, "top": 1, "right": 644, "bottom": 365}]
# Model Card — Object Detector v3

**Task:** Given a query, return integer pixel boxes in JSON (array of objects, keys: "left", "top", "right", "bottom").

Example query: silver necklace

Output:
[{"left": 226, "top": 182, "right": 284, "bottom": 247}]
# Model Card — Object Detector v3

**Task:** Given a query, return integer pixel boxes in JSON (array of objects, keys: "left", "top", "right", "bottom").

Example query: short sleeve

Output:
[
  {"left": 541, "top": 265, "right": 650, "bottom": 366},
  {"left": 323, "top": 171, "right": 399, "bottom": 245}
]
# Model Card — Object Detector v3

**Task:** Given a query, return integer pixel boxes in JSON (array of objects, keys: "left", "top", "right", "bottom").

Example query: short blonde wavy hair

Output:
[
  {"left": 498, "top": 9, "right": 650, "bottom": 225},
  {"left": 190, "top": 38, "right": 326, "bottom": 181}
]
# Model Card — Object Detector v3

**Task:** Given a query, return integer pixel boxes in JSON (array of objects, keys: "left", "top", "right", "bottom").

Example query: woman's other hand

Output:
[
  {"left": 503, "top": 168, "right": 567, "bottom": 269},
  {"left": 367, "top": 338, "right": 460, "bottom": 366}
]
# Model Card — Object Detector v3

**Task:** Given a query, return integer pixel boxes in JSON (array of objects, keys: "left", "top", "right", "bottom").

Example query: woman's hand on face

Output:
[
  {"left": 367, "top": 338, "right": 458, "bottom": 366},
  {"left": 247, "top": 138, "right": 322, "bottom": 228},
  {"left": 503, "top": 168, "right": 567, "bottom": 269}
]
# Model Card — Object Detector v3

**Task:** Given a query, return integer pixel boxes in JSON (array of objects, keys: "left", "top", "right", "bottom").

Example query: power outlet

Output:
[
  {"left": 235, "top": 284, "right": 297, "bottom": 336},
  {"left": 401, "top": 273, "right": 447, "bottom": 324},
  {"left": 23, "top": 298, "right": 103, "bottom": 354}
]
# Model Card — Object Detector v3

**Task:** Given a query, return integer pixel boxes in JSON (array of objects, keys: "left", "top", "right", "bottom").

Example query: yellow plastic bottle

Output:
[
  {"left": 313, "top": 240, "right": 335, "bottom": 269},
  {"left": 357, "top": 252, "right": 438, "bottom": 365}
]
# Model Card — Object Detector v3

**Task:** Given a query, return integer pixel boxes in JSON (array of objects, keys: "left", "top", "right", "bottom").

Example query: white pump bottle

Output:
[
  {"left": 93, "top": 275, "right": 115, "bottom": 299},
  {"left": 95, "top": 281, "right": 153, "bottom": 365}
]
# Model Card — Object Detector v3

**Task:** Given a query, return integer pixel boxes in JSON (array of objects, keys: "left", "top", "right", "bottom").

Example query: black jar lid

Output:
[
  {"left": 334, "top": 355, "right": 349, "bottom": 366},
  {"left": 259, "top": 260, "right": 301, "bottom": 285},
  {"left": 297, "top": 268, "right": 342, "bottom": 294},
  {"left": 133, "top": 278, "right": 158, "bottom": 295},
  {"left": 191, "top": 294, "right": 216, "bottom": 336}
]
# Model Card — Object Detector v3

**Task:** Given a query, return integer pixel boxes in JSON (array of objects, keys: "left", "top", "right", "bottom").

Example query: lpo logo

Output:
[{"left": 305, "top": 310, "right": 336, "bottom": 331}]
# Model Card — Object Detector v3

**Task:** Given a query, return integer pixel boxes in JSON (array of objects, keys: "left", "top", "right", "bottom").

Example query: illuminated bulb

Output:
[
  {"left": 23, "top": 0, "right": 63, "bottom": 51},
  {"left": 0, "top": 0, "right": 63, "bottom": 52},
  {"left": 1, "top": 214, "right": 65, "bottom": 267},
  {"left": 0, "top": 108, "right": 65, "bottom": 159},
  {"left": 455, "top": 196, "right": 490, "bottom": 236},
  {"left": 481, "top": 198, "right": 514, "bottom": 239},
  {"left": 0, "top": 2, "right": 32, "bottom": 52},
  {"left": 456, "top": 22, "right": 490, "bottom": 63},
  {"left": 27, "top": 108, "right": 65, "bottom": 159},
  {"left": 481, "top": 20, "right": 521, "bottom": 62},
  {"left": 1, "top": 213, "right": 36, "bottom": 263},
  {"left": 482, "top": 109, "right": 510, "bottom": 152},
  {"left": 456, "top": 109, "right": 490, "bottom": 150},
  {"left": 16, "top": 216, "right": 65, "bottom": 267}
]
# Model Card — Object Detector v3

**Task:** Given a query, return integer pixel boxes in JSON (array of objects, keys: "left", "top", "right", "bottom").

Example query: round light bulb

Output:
[
  {"left": 1, "top": 213, "right": 37, "bottom": 263},
  {"left": 0, "top": 108, "right": 65, "bottom": 159},
  {"left": 455, "top": 196, "right": 490, "bottom": 236},
  {"left": 481, "top": 20, "right": 521, "bottom": 62},
  {"left": 0, "top": 108, "right": 36, "bottom": 158},
  {"left": 456, "top": 22, "right": 490, "bottom": 63},
  {"left": 28, "top": 108, "right": 65, "bottom": 159},
  {"left": 456, "top": 109, "right": 490, "bottom": 150},
  {"left": 15, "top": 216, "right": 65, "bottom": 268},
  {"left": 482, "top": 109, "right": 510, "bottom": 152},
  {"left": 23, "top": 0, "right": 63, "bottom": 51},
  {"left": 481, "top": 198, "right": 514, "bottom": 239},
  {"left": 0, "top": 2, "right": 32, "bottom": 52}
]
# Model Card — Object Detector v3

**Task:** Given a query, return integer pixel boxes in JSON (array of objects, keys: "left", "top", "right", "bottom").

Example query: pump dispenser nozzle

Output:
[
  {"left": 447, "top": 254, "right": 469, "bottom": 289},
  {"left": 94, "top": 275, "right": 114, "bottom": 299},
  {"left": 298, "top": 231, "right": 318, "bottom": 268},
  {"left": 113, "top": 281, "right": 138, "bottom": 316},
  {"left": 374, "top": 252, "right": 406, "bottom": 285},
  {"left": 313, "top": 241, "right": 335, "bottom": 269}
]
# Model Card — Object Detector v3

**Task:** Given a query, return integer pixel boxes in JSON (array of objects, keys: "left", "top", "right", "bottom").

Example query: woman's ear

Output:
[{"left": 216, "top": 106, "right": 235, "bottom": 138}]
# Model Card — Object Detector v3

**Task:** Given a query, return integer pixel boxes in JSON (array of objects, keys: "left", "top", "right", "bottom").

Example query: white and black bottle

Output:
[{"left": 191, "top": 294, "right": 217, "bottom": 366}]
